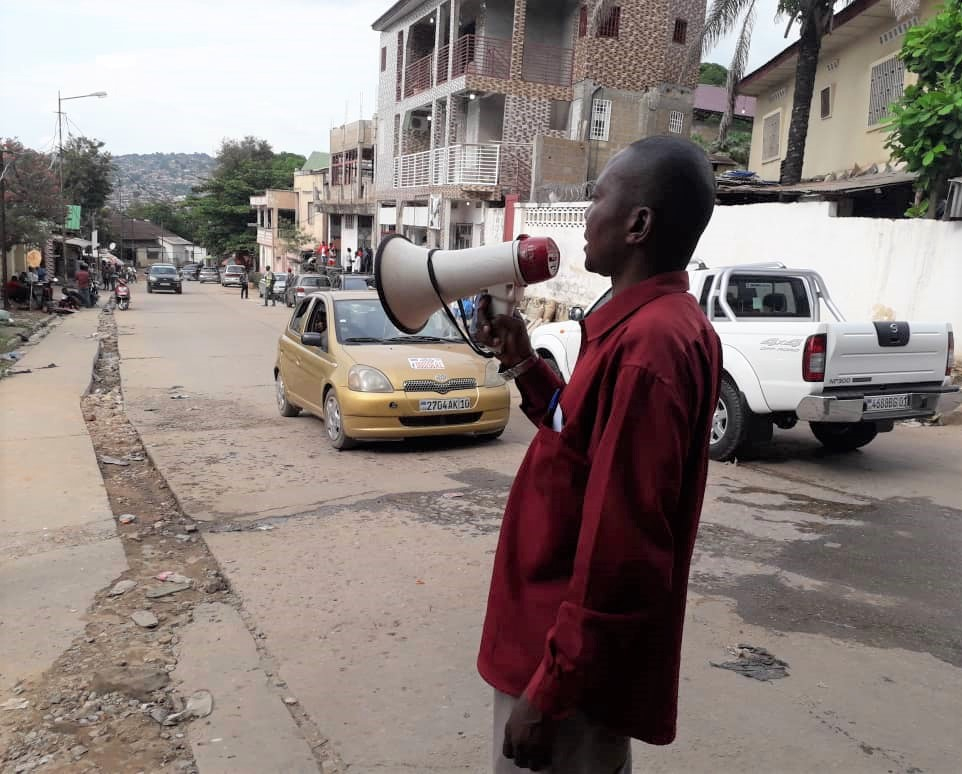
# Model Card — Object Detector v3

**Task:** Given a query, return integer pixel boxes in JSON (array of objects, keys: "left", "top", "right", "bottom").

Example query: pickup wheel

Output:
[
  {"left": 709, "top": 378, "right": 748, "bottom": 461},
  {"left": 810, "top": 421, "right": 878, "bottom": 452},
  {"left": 541, "top": 353, "right": 563, "bottom": 382}
]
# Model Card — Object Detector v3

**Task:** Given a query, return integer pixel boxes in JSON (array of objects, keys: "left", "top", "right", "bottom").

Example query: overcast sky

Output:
[{"left": 1, "top": 0, "right": 797, "bottom": 158}]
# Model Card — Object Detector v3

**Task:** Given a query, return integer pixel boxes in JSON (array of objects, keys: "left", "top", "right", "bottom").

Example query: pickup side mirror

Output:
[
  {"left": 301, "top": 332, "right": 324, "bottom": 348},
  {"left": 568, "top": 306, "right": 585, "bottom": 322}
]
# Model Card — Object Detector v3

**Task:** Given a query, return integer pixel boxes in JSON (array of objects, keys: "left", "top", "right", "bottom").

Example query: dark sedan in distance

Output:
[{"left": 147, "top": 264, "right": 183, "bottom": 294}]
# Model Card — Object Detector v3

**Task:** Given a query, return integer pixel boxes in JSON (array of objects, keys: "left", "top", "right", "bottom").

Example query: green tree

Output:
[
  {"left": 62, "top": 136, "right": 114, "bottom": 223},
  {"left": 690, "top": 0, "right": 920, "bottom": 184},
  {"left": 1, "top": 139, "right": 60, "bottom": 253},
  {"left": 886, "top": 0, "right": 962, "bottom": 218},
  {"left": 184, "top": 138, "right": 305, "bottom": 259},
  {"left": 699, "top": 62, "right": 729, "bottom": 86}
]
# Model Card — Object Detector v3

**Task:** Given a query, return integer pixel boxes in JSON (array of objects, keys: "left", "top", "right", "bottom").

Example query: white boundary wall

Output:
[{"left": 514, "top": 201, "right": 962, "bottom": 338}]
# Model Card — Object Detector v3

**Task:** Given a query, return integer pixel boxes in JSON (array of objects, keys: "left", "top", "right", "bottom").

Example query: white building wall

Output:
[{"left": 514, "top": 201, "right": 962, "bottom": 343}]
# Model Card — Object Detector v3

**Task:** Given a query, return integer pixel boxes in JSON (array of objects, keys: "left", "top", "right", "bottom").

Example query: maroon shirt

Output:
[
  {"left": 75, "top": 269, "right": 91, "bottom": 289},
  {"left": 478, "top": 271, "right": 721, "bottom": 745}
]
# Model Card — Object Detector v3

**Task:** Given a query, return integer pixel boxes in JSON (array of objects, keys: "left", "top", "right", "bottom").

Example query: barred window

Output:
[
  {"left": 820, "top": 86, "right": 832, "bottom": 119},
  {"left": 668, "top": 110, "right": 684, "bottom": 134},
  {"left": 867, "top": 56, "right": 906, "bottom": 126},
  {"left": 579, "top": 4, "right": 588, "bottom": 37},
  {"left": 596, "top": 6, "right": 621, "bottom": 38},
  {"left": 762, "top": 111, "right": 781, "bottom": 161},
  {"left": 590, "top": 99, "right": 612, "bottom": 141},
  {"left": 673, "top": 19, "right": 688, "bottom": 44}
]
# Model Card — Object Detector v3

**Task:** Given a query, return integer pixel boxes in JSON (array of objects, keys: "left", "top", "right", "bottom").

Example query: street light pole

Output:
[
  {"left": 1, "top": 146, "right": 8, "bottom": 311},
  {"left": 57, "top": 90, "right": 106, "bottom": 280}
]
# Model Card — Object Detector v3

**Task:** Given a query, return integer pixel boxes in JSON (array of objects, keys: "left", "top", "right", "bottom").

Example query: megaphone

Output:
[{"left": 375, "top": 234, "right": 560, "bottom": 335}]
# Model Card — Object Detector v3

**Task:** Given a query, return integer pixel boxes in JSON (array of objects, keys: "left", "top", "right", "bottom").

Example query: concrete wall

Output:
[
  {"left": 513, "top": 201, "right": 962, "bottom": 341},
  {"left": 747, "top": 0, "right": 936, "bottom": 179}
]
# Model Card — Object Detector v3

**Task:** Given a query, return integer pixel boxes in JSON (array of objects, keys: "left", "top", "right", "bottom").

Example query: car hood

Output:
[{"left": 338, "top": 342, "right": 489, "bottom": 384}]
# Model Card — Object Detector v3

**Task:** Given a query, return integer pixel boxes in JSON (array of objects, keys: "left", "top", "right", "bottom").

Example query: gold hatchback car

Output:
[{"left": 274, "top": 290, "right": 511, "bottom": 449}]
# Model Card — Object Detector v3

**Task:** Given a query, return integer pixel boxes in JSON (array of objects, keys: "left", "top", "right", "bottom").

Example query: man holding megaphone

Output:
[{"left": 474, "top": 137, "right": 723, "bottom": 773}]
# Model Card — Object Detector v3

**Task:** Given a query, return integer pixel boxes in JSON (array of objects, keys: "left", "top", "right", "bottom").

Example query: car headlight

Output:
[
  {"left": 348, "top": 365, "right": 394, "bottom": 393},
  {"left": 148, "top": 276, "right": 156, "bottom": 282},
  {"left": 484, "top": 358, "right": 505, "bottom": 387}
]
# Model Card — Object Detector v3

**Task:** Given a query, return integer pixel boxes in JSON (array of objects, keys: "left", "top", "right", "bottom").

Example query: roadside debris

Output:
[
  {"left": 170, "top": 394, "right": 189, "bottom": 400},
  {"left": 99, "top": 455, "right": 130, "bottom": 467},
  {"left": 155, "top": 572, "right": 192, "bottom": 584},
  {"left": 108, "top": 579, "right": 138, "bottom": 597},
  {"left": 118, "top": 514, "right": 138, "bottom": 524},
  {"left": 131, "top": 610, "right": 159, "bottom": 629},
  {"left": 163, "top": 690, "right": 213, "bottom": 725},
  {"left": 1, "top": 351, "right": 24, "bottom": 362},
  {"left": 91, "top": 666, "right": 170, "bottom": 701},
  {"left": 710, "top": 644, "right": 790, "bottom": 681}
]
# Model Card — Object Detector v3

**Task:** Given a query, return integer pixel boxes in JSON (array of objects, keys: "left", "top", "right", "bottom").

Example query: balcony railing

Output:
[
  {"left": 393, "top": 144, "right": 502, "bottom": 188},
  {"left": 256, "top": 227, "right": 273, "bottom": 246},
  {"left": 437, "top": 44, "right": 450, "bottom": 84},
  {"left": 452, "top": 35, "right": 511, "bottom": 80},
  {"left": 404, "top": 51, "right": 434, "bottom": 98},
  {"left": 522, "top": 41, "right": 574, "bottom": 86}
]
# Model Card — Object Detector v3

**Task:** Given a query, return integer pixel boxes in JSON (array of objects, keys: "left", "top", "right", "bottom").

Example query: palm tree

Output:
[{"left": 688, "top": 0, "right": 919, "bottom": 184}]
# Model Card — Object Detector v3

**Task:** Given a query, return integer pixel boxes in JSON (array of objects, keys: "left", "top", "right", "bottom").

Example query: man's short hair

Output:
[{"left": 620, "top": 136, "right": 716, "bottom": 272}]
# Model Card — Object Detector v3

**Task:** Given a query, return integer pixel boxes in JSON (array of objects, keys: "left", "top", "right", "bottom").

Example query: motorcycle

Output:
[{"left": 115, "top": 280, "right": 130, "bottom": 310}]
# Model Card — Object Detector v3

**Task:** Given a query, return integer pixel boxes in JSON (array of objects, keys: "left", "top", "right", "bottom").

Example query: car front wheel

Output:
[{"left": 324, "top": 390, "right": 356, "bottom": 450}]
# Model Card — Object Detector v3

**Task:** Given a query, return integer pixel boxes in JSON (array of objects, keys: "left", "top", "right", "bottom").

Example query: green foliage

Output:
[
  {"left": 886, "top": 0, "right": 962, "bottom": 217},
  {"left": 62, "top": 136, "right": 114, "bottom": 221},
  {"left": 182, "top": 137, "right": 305, "bottom": 259},
  {"left": 699, "top": 62, "right": 729, "bottom": 86},
  {"left": 1, "top": 139, "right": 60, "bottom": 252}
]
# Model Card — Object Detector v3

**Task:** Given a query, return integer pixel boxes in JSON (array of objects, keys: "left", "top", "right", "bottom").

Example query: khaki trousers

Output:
[{"left": 493, "top": 690, "right": 631, "bottom": 774}]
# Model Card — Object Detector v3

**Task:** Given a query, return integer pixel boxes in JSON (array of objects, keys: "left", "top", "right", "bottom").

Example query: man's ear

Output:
[{"left": 625, "top": 206, "right": 653, "bottom": 246}]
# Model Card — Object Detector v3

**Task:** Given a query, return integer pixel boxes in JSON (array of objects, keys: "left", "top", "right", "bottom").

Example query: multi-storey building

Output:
[
  {"left": 320, "top": 120, "right": 378, "bottom": 257},
  {"left": 294, "top": 151, "right": 331, "bottom": 249},
  {"left": 372, "top": 0, "right": 703, "bottom": 249},
  {"left": 250, "top": 189, "right": 298, "bottom": 273}
]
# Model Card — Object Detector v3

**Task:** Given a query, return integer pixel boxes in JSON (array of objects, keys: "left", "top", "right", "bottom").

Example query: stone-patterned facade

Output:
[{"left": 373, "top": 0, "right": 705, "bottom": 248}]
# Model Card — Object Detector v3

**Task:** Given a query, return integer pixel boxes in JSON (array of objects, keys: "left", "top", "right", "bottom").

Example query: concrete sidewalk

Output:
[{"left": 0, "top": 310, "right": 127, "bottom": 692}]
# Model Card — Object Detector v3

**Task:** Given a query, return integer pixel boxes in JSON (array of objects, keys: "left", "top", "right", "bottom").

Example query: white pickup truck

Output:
[{"left": 530, "top": 262, "right": 958, "bottom": 460}]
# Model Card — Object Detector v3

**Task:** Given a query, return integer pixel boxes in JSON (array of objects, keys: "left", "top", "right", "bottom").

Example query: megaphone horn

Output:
[{"left": 375, "top": 234, "right": 560, "bottom": 335}]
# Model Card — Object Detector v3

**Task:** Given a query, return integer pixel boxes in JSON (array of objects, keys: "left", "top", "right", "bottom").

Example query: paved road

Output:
[{"left": 120, "top": 281, "right": 962, "bottom": 773}]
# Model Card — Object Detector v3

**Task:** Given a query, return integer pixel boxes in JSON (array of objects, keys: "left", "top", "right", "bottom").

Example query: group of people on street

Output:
[
  {"left": 3, "top": 267, "right": 46, "bottom": 305},
  {"left": 310, "top": 242, "right": 373, "bottom": 274}
]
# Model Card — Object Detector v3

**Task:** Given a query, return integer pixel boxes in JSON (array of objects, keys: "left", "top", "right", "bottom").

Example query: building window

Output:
[
  {"left": 549, "top": 100, "right": 571, "bottom": 132},
  {"left": 380, "top": 47, "right": 387, "bottom": 72},
  {"left": 673, "top": 19, "right": 687, "bottom": 44},
  {"left": 668, "top": 110, "right": 684, "bottom": 134},
  {"left": 762, "top": 110, "right": 781, "bottom": 161},
  {"left": 579, "top": 4, "right": 588, "bottom": 37},
  {"left": 867, "top": 55, "right": 906, "bottom": 126},
  {"left": 590, "top": 99, "right": 612, "bottom": 141},
  {"left": 820, "top": 85, "right": 832, "bottom": 119},
  {"left": 597, "top": 6, "right": 621, "bottom": 38}
]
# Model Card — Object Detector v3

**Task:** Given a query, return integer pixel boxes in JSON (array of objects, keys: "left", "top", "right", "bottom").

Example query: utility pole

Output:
[{"left": 1, "top": 145, "right": 8, "bottom": 311}]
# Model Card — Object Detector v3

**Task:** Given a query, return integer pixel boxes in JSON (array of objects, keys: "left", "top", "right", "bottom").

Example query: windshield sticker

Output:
[{"left": 409, "top": 357, "right": 445, "bottom": 370}]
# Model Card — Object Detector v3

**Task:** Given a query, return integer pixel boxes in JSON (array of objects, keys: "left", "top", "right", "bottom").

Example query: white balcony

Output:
[
  {"left": 257, "top": 227, "right": 274, "bottom": 246},
  {"left": 392, "top": 144, "right": 502, "bottom": 189}
]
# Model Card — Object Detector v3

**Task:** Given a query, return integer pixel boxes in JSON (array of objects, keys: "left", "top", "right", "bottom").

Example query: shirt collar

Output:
[{"left": 583, "top": 271, "right": 691, "bottom": 342}]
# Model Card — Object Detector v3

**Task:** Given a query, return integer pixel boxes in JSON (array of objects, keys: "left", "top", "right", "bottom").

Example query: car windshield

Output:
[
  {"left": 334, "top": 300, "right": 462, "bottom": 345},
  {"left": 150, "top": 266, "right": 177, "bottom": 276},
  {"left": 341, "top": 276, "right": 374, "bottom": 290}
]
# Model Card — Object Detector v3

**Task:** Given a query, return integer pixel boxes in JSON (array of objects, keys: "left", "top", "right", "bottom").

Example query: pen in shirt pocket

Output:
[{"left": 545, "top": 388, "right": 564, "bottom": 432}]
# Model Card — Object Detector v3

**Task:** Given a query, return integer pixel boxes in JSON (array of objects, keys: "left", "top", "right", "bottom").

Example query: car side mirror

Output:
[
  {"left": 301, "top": 332, "right": 324, "bottom": 348},
  {"left": 568, "top": 306, "right": 585, "bottom": 322}
]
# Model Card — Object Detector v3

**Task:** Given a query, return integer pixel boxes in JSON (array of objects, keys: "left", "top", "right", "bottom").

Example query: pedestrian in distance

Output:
[
  {"left": 75, "top": 263, "right": 92, "bottom": 308},
  {"left": 344, "top": 248, "right": 353, "bottom": 273},
  {"left": 352, "top": 248, "right": 361, "bottom": 274},
  {"left": 476, "top": 136, "right": 722, "bottom": 774},
  {"left": 263, "top": 266, "right": 276, "bottom": 306},
  {"left": 240, "top": 268, "right": 249, "bottom": 299}
]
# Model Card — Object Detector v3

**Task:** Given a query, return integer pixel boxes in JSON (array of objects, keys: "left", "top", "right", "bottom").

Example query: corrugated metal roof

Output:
[{"left": 694, "top": 85, "right": 756, "bottom": 118}]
